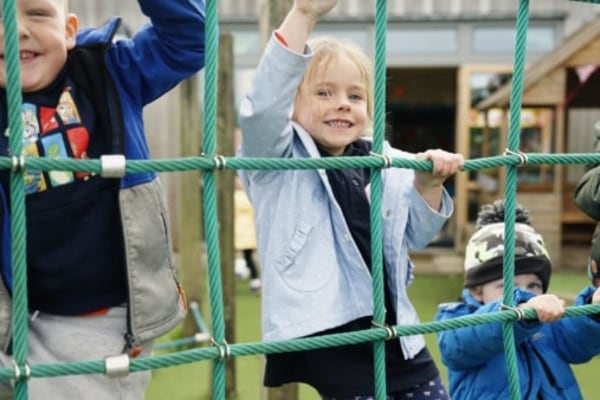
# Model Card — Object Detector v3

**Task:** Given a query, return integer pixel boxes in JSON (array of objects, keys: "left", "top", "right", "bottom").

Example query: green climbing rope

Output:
[{"left": 0, "top": 0, "right": 600, "bottom": 399}]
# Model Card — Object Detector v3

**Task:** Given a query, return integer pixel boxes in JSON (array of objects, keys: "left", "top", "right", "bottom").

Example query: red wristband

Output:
[{"left": 274, "top": 31, "right": 288, "bottom": 47}]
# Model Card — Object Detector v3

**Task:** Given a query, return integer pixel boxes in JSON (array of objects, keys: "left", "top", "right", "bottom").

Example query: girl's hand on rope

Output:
[
  {"left": 519, "top": 294, "right": 565, "bottom": 322},
  {"left": 414, "top": 149, "right": 464, "bottom": 189}
]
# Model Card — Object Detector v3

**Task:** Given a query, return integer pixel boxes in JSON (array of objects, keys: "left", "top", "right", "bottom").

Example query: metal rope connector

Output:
[
  {"left": 369, "top": 151, "right": 392, "bottom": 168},
  {"left": 11, "top": 360, "right": 31, "bottom": 381},
  {"left": 105, "top": 354, "right": 130, "bottom": 378},
  {"left": 210, "top": 337, "right": 231, "bottom": 360},
  {"left": 213, "top": 155, "right": 227, "bottom": 170},
  {"left": 371, "top": 320, "right": 397, "bottom": 340},
  {"left": 201, "top": 153, "right": 227, "bottom": 170},
  {"left": 503, "top": 149, "right": 528, "bottom": 166},
  {"left": 500, "top": 303, "right": 526, "bottom": 321},
  {"left": 100, "top": 155, "right": 126, "bottom": 178},
  {"left": 11, "top": 155, "right": 25, "bottom": 172}
]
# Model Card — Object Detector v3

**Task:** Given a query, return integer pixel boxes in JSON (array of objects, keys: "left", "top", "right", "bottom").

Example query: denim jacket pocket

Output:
[{"left": 274, "top": 220, "right": 336, "bottom": 292}]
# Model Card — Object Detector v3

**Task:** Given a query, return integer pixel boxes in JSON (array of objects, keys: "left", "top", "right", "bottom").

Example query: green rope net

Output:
[{"left": 2, "top": 0, "right": 600, "bottom": 399}]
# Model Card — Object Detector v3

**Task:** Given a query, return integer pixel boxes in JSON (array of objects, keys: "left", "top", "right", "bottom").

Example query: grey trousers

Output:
[{"left": 0, "top": 306, "right": 153, "bottom": 400}]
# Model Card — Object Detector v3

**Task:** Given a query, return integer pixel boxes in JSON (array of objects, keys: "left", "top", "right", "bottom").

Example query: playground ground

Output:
[{"left": 146, "top": 265, "right": 600, "bottom": 400}]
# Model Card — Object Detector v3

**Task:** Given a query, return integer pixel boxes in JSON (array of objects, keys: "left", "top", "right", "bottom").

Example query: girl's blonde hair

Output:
[{"left": 296, "top": 36, "right": 374, "bottom": 133}]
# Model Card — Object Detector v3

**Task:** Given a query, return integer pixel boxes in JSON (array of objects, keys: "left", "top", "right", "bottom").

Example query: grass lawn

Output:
[{"left": 146, "top": 271, "right": 600, "bottom": 399}]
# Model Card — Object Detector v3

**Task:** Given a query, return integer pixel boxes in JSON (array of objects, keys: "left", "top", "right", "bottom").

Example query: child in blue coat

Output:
[
  {"left": 436, "top": 199, "right": 600, "bottom": 399},
  {"left": 0, "top": 0, "right": 205, "bottom": 398}
]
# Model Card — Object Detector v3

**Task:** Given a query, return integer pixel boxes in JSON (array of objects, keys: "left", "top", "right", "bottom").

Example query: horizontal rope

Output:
[{"left": 0, "top": 152, "right": 598, "bottom": 175}]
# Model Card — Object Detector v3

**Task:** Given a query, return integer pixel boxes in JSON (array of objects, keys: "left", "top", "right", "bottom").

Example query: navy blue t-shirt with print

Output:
[{"left": 0, "top": 68, "right": 127, "bottom": 315}]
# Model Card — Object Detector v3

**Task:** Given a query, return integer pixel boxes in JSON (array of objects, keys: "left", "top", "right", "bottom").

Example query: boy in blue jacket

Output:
[
  {"left": 0, "top": 0, "right": 205, "bottom": 398},
  {"left": 436, "top": 199, "right": 600, "bottom": 400}
]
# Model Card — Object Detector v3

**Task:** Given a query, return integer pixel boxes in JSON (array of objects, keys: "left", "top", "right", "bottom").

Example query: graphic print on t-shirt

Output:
[{"left": 16, "top": 87, "right": 91, "bottom": 193}]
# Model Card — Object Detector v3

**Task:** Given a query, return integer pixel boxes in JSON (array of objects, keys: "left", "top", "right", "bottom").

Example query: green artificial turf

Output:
[{"left": 146, "top": 271, "right": 600, "bottom": 399}]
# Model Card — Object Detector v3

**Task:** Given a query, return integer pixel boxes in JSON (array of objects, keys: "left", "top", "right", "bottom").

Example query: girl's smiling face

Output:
[{"left": 294, "top": 56, "right": 369, "bottom": 156}]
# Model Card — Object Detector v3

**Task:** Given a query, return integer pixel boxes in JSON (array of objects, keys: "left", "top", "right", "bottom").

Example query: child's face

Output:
[
  {"left": 294, "top": 56, "right": 369, "bottom": 156},
  {"left": 473, "top": 273, "right": 544, "bottom": 304},
  {"left": 0, "top": 0, "right": 78, "bottom": 92}
]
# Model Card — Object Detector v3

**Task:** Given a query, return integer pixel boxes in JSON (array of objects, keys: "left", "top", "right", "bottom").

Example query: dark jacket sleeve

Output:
[
  {"left": 107, "top": 0, "right": 207, "bottom": 105},
  {"left": 547, "top": 286, "right": 600, "bottom": 364},
  {"left": 574, "top": 165, "right": 600, "bottom": 220}
]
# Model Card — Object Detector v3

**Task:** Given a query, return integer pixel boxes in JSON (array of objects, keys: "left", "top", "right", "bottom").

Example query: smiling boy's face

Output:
[{"left": 0, "top": 0, "right": 78, "bottom": 92}]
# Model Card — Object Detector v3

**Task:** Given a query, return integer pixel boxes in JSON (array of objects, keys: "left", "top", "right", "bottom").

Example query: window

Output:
[
  {"left": 473, "top": 26, "right": 555, "bottom": 53},
  {"left": 387, "top": 28, "right": 458, "bottom": 54},
  {"left": 232, "top": 31, "right": 260, "bottom": 57}
]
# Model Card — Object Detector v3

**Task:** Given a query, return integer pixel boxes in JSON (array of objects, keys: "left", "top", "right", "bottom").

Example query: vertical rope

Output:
[
  {"left": 0, "top": 0, "right": 593, "bottom": 398},
  {"left": 371, "top": 1, "right": 388, "bottom": 399},
  {"left": 1, "top": 0, "right": 29, "bottom": 398},
  {"left": 503, "top": 0, "right": 530, "bottom": 398},
  {"left": 201, "top": 1, "right": 227, "bottom": 399}
]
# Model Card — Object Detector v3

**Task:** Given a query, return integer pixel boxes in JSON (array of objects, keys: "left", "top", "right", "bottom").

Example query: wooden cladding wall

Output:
[{"left": 216, "top": 0, "right": 593, "bottom": 21}]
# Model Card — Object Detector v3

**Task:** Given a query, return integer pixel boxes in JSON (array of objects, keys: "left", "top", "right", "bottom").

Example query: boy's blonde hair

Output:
[{"left": 296, "top": 36, "right": 374, "bottom": 133}]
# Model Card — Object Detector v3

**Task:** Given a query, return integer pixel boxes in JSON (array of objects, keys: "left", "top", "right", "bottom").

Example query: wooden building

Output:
[
  {"left": 470, "top": 16, "right": 600, "bottom": 265},
  {"left": 66, "top": 1, "right": 600, "bottom": 264}
]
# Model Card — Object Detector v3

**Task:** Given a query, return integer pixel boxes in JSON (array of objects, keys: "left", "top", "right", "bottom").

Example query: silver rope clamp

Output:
[
  {"left": 500, "top": 303, "right": 525, "bottom": 321},
  {"left": 213, "top": 155, "right": 227, "bottom": 170},
  {"left": 104, "top": 354, "right": 130, "bottom": 378},
  {"left": 503, "top": 149, "right": 528, "bottom": 166},
  {"left": 11, "top": 155, "right": 25, "bottom": 172},
  {"left": 200, "top": 153, "right": 227, "bottom": 170},
  {"left": 210, "top": 337, "right": 231, "bottom": 360},
  {"left": 371, "top": 320, "right": 397, "bottom": 340},
  {"left": 100, "top": 155, "right": 126, "bottom": 178},
  {"left": 369, "top": 151, "right": 392, "bottom": 168},
  {"left": 11, "top": 360, "right": 31, "bottom": 381}
]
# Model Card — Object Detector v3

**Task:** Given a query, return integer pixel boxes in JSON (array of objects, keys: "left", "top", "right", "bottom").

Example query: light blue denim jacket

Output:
[{"left": 238, "top": 36, "right": 453, "bottom": 359}]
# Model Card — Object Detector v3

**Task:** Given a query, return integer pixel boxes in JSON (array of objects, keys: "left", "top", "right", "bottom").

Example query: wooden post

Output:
[
  {"left": 217, "top": 32, "right": 238, "bottom": 398},
  {"left": 258, "top": 0, "right": 299, "bottom": 399},
  {"left": 178, "top": 74, "right": 206, "bottom": 341},
  {"left": 259, "top": 0, "right": 293, "bottom": 49}
]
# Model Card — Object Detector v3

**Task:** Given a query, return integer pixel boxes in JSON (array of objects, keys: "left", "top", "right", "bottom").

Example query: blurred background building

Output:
[{"left": 71, "top": 0, "right": 600, "bottom": 267}]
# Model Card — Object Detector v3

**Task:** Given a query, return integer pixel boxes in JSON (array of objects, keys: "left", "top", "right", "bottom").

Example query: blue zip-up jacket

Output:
[
  {"left": 0, "top": 0, "right": 206, "bottom": 352},
  {"left": 436, "top": 287, "right": 600, "bottom": 399},
  {"left": 238, "top": 36, "right": 453, "bottom": 359}
]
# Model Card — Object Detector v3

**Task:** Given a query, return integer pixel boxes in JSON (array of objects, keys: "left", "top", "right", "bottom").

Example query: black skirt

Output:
[{"left": 264, "top": 316, "right": 440, "bottom": 398}]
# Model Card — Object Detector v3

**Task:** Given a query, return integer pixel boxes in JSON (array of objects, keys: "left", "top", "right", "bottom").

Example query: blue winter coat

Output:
[
  {"left": 0, "top": 0, "right": 206, "bottom": 352},
  {"left": 435, "top": 287, "right": 600, "bottom": 399}
]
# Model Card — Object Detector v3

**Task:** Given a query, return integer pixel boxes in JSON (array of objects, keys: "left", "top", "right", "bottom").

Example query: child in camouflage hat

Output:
[{"left": 435, "top": 199, "right": 600, "bottom": 400}]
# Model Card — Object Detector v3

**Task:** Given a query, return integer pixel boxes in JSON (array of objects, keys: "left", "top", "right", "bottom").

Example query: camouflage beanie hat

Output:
[{"left": 464, "top": 222, "right": 552, "bottom": 292}]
